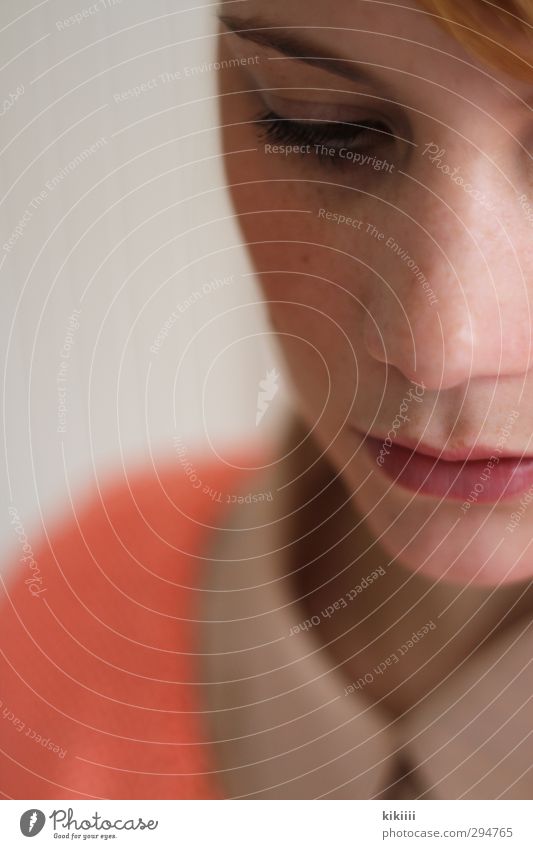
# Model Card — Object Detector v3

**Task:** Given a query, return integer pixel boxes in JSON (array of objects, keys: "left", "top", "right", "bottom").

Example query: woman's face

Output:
[{"left": 217, "top": 0, "right": 533, "bottom": 586}]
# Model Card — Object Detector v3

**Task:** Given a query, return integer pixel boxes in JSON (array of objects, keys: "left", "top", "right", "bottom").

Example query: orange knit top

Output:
[{"left": 0, "top": 457, "right": 254, "bottom": 799}]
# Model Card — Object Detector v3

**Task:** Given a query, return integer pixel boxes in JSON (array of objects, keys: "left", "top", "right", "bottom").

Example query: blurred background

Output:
[{"left": 1, "top": 0, "right": 289, "bottom": 575}]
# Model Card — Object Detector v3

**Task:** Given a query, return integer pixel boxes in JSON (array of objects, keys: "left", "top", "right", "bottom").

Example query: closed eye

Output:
[{"left": 254, "top": 109, "right": 396, "bottom": 166}]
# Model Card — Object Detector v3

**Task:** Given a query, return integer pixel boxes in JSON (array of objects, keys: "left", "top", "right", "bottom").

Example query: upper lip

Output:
[{"left": 357, "top": 430, "right": 533, "bottom": 463}]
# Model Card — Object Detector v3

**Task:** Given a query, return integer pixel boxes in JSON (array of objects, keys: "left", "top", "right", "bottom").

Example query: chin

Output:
[{"left": 351, "top": 472, "right": 533, "bottom": 587}]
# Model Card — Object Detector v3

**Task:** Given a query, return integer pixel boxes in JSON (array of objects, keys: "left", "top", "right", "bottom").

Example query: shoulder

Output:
[{"left": 0, "top": 453, "right": 258, "bottom": 799}]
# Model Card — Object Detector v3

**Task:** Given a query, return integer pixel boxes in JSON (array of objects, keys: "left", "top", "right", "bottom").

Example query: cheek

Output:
[
  {"left": 218, "top": 77, "right": 395, "bottom": 290},
  {"left": 220, "top": 121, "right": 394, "bottom": 431},
  {"left": 258, "top": 291, "right": 361, "bottom": 429},
  {"left": 219, "top": 98, "right": 412, "bottom": 385},
  {"left": 223, "top": 136, "right": 386, "bottom": 293}
]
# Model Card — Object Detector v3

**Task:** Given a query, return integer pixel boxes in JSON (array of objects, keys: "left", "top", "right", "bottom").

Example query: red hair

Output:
[{"left": 418, "top": 0, "right": 532, "bottom": 78}]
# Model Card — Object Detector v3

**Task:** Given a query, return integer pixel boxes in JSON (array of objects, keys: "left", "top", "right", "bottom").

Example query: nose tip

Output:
[
  {"left": 363, "top": 311, "right": 478, "bottom": 391},
  {"left": 412, "top": 321, "right": 478, "bottom": 390}
]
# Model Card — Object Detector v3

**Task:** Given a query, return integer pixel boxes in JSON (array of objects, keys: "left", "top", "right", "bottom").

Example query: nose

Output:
[{"left": 363, "top": 164, "right": 532, "bottom": 391}]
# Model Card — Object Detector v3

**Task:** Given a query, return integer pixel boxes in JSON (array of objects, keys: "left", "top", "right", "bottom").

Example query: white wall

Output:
[{"left": 0, "top": 0, "right": 288, "bottom": 574}]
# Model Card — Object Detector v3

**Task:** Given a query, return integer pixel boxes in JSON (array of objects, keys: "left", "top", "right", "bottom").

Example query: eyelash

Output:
[{"left": 253, "top": 109, "right": 395, "bottom": 166}]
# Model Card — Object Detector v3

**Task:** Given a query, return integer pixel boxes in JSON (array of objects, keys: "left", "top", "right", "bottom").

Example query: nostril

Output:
[{"left": 362, "top": 315, "right": 390, "bottom": 364}]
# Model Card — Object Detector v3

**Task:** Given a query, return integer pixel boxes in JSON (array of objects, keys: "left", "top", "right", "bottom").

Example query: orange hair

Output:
[{"left": 418, "top": 0, "right": 532, "bottom": 79}]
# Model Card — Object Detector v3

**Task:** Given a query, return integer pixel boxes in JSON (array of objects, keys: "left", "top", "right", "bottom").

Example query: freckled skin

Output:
[{"left": 217, "top": 0, "right": 533, "bottom": 590}]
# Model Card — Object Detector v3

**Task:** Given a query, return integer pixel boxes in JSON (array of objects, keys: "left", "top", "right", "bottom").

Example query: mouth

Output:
[{"left": 361, "top": 434, "right": 533, "bottom": 503}]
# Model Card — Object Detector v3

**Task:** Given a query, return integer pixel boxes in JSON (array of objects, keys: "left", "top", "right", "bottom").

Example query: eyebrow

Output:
[{"left": 218, "top": 13, "right": 390, "bottom": 89}]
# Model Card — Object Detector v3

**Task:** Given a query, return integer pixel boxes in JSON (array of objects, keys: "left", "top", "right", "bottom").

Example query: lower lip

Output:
[{"left": 364, "top": 436, "right": 533, "bottom": 502}]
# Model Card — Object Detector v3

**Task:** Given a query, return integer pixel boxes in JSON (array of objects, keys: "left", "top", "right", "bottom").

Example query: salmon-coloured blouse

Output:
[{"left": 0, "top": 458, "right": 252, "bottom": 799}]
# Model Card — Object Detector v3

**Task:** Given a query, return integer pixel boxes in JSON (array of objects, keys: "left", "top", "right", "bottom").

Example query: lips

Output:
[{"left": 363, "top": 435, "right": 533, "bottom": 502}]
